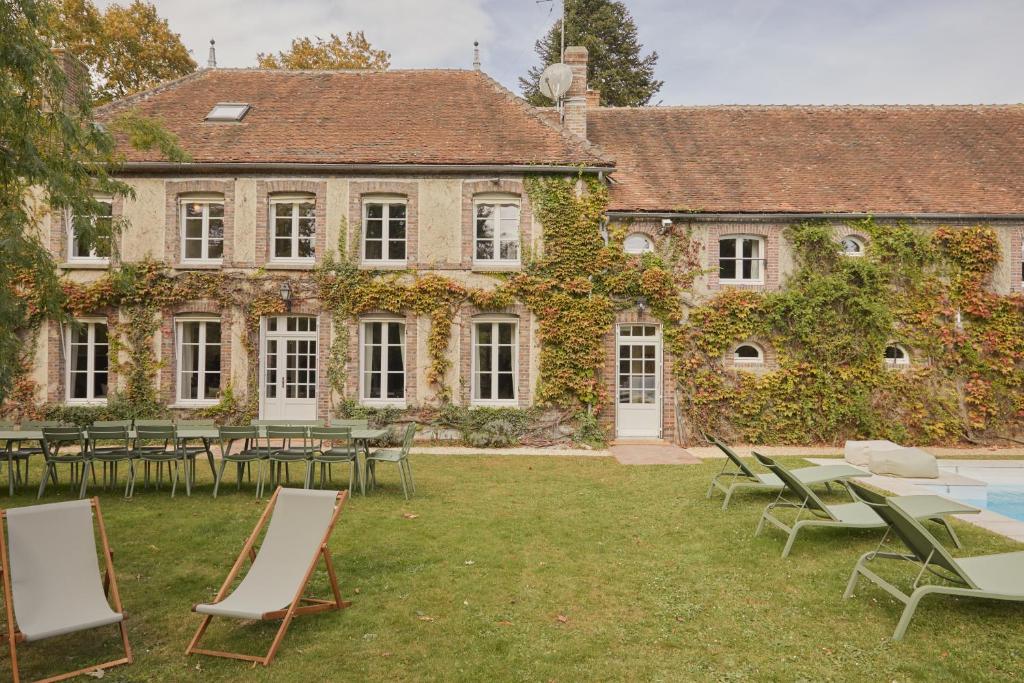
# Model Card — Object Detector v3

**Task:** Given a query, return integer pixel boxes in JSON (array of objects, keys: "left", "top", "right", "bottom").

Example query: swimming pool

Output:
[{"left": 924, "top": 465, "right": 1024, "bottom": 523}]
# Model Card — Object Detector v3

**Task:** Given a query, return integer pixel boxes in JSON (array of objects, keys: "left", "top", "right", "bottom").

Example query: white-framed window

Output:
[
  {"left": 362, "top": 198, "right": 407, "bottom": 265},
  {"left": 176, "top": 319, "right": 222, "bottom": 404},
  {"left": 66, "top": 320, "right": 108, "bottom": 403},
  {"left": 270, "top": 194, "right": 315, "bottom": 262},
  {"left": 623, "top": 233, "right": 654, "bottom": 255},
  {"left": 360, "top": 319, "right": 406, "bottom": 404},
  {"left": 472, "top": 318, "right": 518, "bottom": 404},
  {"left": 180, "top": 195, "right": 225, "bottom": 262},
  {"left": 474, "top": 196, "right": 521, "bottom": 264},
  {"left": 69, "top": 197, "right": 113, "bottom": 263},
  {"left": 840, "top": 235, "right": 865, "bottom": 256},
  {"left": 719, "top": 235, "right": 765, "bottom": 284},
  {"left": 884, "top": 343, "right": 910, "bottom": 367},
  {"left": 733, "top": 343, "right": 764, "bottom": 365}
]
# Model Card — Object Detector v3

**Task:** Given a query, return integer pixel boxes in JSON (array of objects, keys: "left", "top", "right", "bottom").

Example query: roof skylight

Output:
[{"left": 205, "top": 102, "right": 250, "bottom": 122}]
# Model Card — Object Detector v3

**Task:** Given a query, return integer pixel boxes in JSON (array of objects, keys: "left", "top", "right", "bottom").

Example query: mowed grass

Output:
[{"left": 3, "top": 455, "right": 1023, "bottom": 682}]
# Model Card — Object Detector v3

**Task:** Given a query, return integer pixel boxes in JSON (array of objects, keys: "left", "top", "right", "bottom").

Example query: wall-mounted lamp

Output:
[
  {"left": 279, "top": 280, "right": 293, "bottom": 312},
  {"left": 659, "top": 218, "right": 674, "bottom": 235},
  {"left": 637, "top": 296, "right": 647, "bottom": 316}
]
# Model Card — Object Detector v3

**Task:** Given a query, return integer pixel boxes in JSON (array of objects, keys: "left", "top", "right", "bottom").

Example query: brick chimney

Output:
[
  {"left": 50, "top": 48, "right": 90, "bottom": 112},
  {"left": 563, "top": 46, "right": 589, "bottom": 139}
]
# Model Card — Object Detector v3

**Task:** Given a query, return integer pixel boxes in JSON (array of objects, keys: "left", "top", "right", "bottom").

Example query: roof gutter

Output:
[
  {"left": 607, "top": 210, "right": 1024, "bottom": 221},
  {"left": 115, "top": 162, "right": 614, "bottom": 175}
]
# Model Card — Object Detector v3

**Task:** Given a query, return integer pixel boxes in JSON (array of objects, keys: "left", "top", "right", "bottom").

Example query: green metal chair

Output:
[
  {"left": 7, "top": 420, "right": 61, "bottom": 492},
  {"left": 133, "top": 425, "right": 189, "bottom": 497},
  {"left": 365, "top": 423, "right": 416, "bottom": 499},
  {"left": 214, "top": 426, "right": 270, "bottom": 498},
  {"left": 176, "top": 418, "right": 217, "bottom": 481},
  {"left": 308, "top": 427, "right": 359, "bottom": 493},
  {"left": 133, "top": 419, "right": 175, "bottom": 488},
  {"left": 85, "top": 425, "right": 136, "bottom": 498},
  {"left": 266, "top": 425, "right": 311, "bottom": 487},
  {"left": 38, "top": 426, "right": 89, "bottom": 499}
]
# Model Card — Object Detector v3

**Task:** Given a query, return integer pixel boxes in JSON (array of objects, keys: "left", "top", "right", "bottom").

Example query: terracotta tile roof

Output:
[
  {"left": 587, "top": 105, "right": 1024, "bottom": 214},
  {"left": 96, "top": 68, "right": 612, "bottom": 167}
]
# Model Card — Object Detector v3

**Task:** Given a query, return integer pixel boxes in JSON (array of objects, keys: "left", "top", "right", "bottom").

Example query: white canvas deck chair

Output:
[
  {"left": 0, "top": 498, "right": 131, "bottom": 683},
  {"left": 186, "top": 487, "right": 349, "bottom": 666}
]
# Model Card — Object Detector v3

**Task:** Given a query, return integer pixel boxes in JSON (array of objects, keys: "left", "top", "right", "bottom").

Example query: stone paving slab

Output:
[{"left": 610, "top": 443, "right": 701, "bottom": 465}]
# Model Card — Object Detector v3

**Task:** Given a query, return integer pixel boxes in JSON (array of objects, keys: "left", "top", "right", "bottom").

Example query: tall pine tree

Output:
[{"left": 520, "top": 0, "right": 662, "bottom": 107}]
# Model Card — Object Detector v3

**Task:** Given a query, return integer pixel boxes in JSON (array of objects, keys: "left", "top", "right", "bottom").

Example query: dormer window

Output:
[{"left": 205, "top": 103, "right": 250, "bottom": 122}]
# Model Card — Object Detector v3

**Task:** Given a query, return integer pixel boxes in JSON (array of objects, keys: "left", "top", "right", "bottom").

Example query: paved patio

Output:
[{"left": 609, "top": 441, "right": 701, "bottom": 464}]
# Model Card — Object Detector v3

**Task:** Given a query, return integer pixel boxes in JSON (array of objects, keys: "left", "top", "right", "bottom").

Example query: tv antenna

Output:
[{"left": 536, "top": 0, "right": 565, "bottom": 64}]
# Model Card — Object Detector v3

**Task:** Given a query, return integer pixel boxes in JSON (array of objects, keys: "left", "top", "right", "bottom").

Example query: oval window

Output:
[
  {"left": 733, "top": 343, "right": 764, "bottom": 364},
  {"left": 884, "top": 344, "right": 910, "bottom": 366},
  {"left": 623, "top": 233, "right": 654, "bottom": 255},
  {"left": 840, "top": 236, "right": 864, "bottom": 256}
]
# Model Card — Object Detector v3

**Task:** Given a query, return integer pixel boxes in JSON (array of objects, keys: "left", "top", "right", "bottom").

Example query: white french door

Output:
[
  {"left": 615, "top": 324, "right": 662, "bottom": 438},
  {"left": 261, "top": 316, "right": 318, "bottom": 420}
]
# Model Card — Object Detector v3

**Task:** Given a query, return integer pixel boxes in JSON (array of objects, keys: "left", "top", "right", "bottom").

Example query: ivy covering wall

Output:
[{"left": 5, "top": 176, "right": 1023, "bottom": 447}]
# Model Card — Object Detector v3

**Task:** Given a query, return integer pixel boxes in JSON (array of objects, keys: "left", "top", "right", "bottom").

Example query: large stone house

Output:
[{"left": 25, "top": 47, "right": 1024, "bottom": 442}]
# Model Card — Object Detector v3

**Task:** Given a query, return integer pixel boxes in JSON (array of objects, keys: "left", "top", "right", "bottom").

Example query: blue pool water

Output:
[{"left": 924, "top": 467, "right": 1024, "bottom": 523}]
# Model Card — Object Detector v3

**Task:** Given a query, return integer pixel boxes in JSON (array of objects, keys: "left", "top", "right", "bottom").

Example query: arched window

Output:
[
  {"left": 840, "top": 235, "right": 865, "bottom": 256},
  {"left": 884, "top": 344, "right": 910, "bottom": 367},
  {"left": 733, "top": 343, "right": 764, "bottom": 364},
  {"left": 623, "top": 233, "right": 654, "bottom": 255}
]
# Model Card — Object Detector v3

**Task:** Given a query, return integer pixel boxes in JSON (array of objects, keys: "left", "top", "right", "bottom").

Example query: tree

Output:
[
  {"left": 520, "top": 0, "right": 662, "bottom": 107},
  {"left": 1, "top": 0, "right": 187, "bottom": 405},
  {"left": 44, "top": 0, "right": 196, "bottom": 104},
  {"left": 257, "top": 32, "right": 390, "bottom": 70}
]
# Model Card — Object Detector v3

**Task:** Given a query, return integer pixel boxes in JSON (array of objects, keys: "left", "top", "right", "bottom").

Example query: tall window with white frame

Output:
[
  {"left": 176, "top": 319, "right": 221, "bottom": 403},
  {"left": 473, "top": 319, "right": 518, "bottom": 404},
  {"left": 719, "top": 235, "right": 765, "bottom": 284},
  {"left": 67, "top": 320, "right": 108, "bottom": 403},
  {"left": 362, "top": 199, "right": 407, "bottom": 265},
  {"left": 474, "top": 197, "right": 521, "bottom": 265},
  {"left": 69, "top": 197, "right": 113, "bottom": 263},
  {"left": 270, "top": 194, "right": 315, "bottom": 262},
  {"left": 181, "top": 196, "right": 225, "bottom": 262},
  {"left": 361, "top": 320, "right": 406, "bottom": 403}
]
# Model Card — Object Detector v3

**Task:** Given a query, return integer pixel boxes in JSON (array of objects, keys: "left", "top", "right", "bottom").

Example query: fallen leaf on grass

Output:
[
  {"left": 417, "top": 615, "right": 435, "bottom": 622},
  {"left": 497, "top": 620, "right": 513, "bottom": 626},
  {"left": 86, "top": 670, "right": 105, "bottom": 679},
  {"left": 464, "top": 560, "right": 475, "bottom": 565},
  {"left": 556, "top": 614, "right": 568, "bottom": 624},
  {"left": 402, "top": 512, "right": 418, "bottom": 519}
]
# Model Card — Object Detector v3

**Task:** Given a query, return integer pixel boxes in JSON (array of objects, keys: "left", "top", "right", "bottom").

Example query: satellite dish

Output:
[{"left": 539, "top": 63, "right": 573, "bottom": 101}]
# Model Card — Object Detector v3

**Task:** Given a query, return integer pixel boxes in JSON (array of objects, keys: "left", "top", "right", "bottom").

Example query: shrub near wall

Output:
[{"left": 677, "top": 220, "right": 1024, "bottom": 446}]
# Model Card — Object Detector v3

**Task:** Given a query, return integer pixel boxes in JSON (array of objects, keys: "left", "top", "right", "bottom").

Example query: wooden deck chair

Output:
[
  {"left": 703, "top": 433, "right": 868, "bottom": 509},
  {"left": 0, "top": 498, "right": 131, "bottom": 682},
  {"left": 186, "top": 487, "right": 350, "bottom": 666},
  {"left": 844, "top": 481, "right": 1024, "bottom": 640}
]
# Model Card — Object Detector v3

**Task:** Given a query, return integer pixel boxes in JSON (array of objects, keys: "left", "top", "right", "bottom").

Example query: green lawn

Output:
[{"left": 4, "top": 455, "right": 1023, "bottom": 682}]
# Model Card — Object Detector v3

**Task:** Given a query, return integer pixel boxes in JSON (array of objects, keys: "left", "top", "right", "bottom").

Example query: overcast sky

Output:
[{"left": 101, "top": 0, "right": 1024, "bottom": 105}]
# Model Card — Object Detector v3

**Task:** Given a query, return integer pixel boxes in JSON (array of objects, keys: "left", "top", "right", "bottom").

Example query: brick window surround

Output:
[
  {"left": 165, "top": 179, "right": 235, "bottom": 268},
  {"left": 707, "top": 225, "right": 780, "bottom": 291},
  {"left": 599, "top": 310, "right": 675, "bottom": 441},
  {"left": 255, "top": 180, "right": 328, "bottom": 267},
  {"left": 159, "top": 301, "right": 232, "bottom": 407},
  {"left": 459, "top": 304, "right": 532, "bottom": 407},
  {"left": 345, "top": 311, "right": 419, "bottom": 407},
  {"left": 47, "top": 311, "right": 118, "bottom": 403},
  {"left": 349, "top": 181, "right": 418, "bottom": 269},
  {"left": 51, "top": 195, "right": 125, "bottom": 267},
  {"left": 461, "top": 179, "right": 533, "bottom": 270},
  {"left": 1012, "top": 228, "right": 1023, "bottom": 293}
]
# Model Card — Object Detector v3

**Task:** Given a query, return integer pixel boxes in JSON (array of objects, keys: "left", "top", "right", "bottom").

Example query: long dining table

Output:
[{"left": 0, "top": 424, "right": 390, "bottom": 496}]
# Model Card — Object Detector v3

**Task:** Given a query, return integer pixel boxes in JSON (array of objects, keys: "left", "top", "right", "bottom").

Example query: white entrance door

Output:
[
  {"left": 261, "top": 315, "right": 318, "bottom": 421},
  {"left": 615, "top": 324, "right": 662, "bottom": 438}
]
